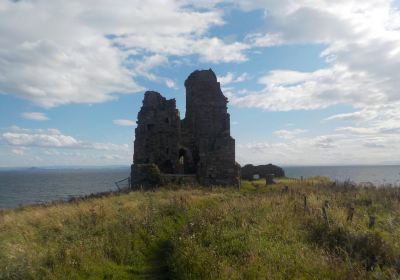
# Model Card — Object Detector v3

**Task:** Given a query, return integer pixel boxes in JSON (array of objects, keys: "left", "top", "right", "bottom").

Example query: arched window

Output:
[
  {"left": 178, "top": 148, "right": 186, "bottom": 173},
  {"left": 179, "top": 149, "right": 186, "bottom": 165}
]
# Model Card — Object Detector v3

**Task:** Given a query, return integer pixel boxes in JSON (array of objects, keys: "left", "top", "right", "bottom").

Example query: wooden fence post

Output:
[
  {"left": 322, "top": 206, "right": 329, "bottom": 225},
  {"left": 266, "top": 174, "right": 275, "bottom": 185},
  {"left": 368, "top": 215, "right": 376, "bottom": 228},
  {"left": 347, "top": 206, "right": 354, "bottom": 223}
]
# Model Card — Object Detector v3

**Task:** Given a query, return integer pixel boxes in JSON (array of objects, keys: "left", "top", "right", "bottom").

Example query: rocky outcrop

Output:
[
  {"left": 131, "top": 69, "right": 240, "bottom": 188},
  {"left": 241, "top": 164, "right": 285, "bottom": 180}
]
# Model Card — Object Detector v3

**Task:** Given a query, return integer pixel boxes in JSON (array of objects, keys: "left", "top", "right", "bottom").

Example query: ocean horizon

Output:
[{"left": 0, "top": 165, "right": 399, "bottom": 209}]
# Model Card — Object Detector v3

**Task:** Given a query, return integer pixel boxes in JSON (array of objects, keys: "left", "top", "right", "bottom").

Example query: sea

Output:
[{"left": 0, "top": 165, "right": 399, "bottom": 209}]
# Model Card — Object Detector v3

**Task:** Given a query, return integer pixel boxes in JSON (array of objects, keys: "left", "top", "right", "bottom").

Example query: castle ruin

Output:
[{"left": 131, "top": 69, "right": 240, "bottom": 187}]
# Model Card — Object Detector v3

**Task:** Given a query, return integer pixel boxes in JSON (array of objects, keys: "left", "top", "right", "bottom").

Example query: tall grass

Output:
[{"left": 0, "top": 178, "right": 399, "bottom": 279}]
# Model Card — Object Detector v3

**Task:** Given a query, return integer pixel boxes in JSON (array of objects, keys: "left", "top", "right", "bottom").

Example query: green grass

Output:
[{"left": 1, "top": 178, "right": 399, "bottom": 279}]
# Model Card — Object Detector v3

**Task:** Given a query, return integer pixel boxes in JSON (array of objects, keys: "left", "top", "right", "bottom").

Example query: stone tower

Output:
[
  {"left": 131, "top": 69, "right": 240, "bottom": 187},
  {"left": 182, "top": 70, "right": 237, "bottom": 185}
]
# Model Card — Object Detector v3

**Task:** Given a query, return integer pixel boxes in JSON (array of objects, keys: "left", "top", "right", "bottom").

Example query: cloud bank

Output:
[
  {"left": 0, "top": 0, "right": 249, "bottom": 107},
  {"left": 1, "top": 126, "right": 128, "bottom": 151}
]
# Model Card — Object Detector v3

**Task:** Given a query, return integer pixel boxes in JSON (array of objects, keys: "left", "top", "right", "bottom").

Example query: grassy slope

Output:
[{"left": 0, "top": 178, "right": 399, "bottom": 279}]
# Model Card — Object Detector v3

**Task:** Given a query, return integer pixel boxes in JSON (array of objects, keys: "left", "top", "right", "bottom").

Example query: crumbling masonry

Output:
[{"left": 131, "top": 69, "right": 240, "bottom": 187}]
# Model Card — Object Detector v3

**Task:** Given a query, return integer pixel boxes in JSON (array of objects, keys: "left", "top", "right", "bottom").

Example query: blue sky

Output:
[{"left": 1, "top": 0, "right": 400, "bottom": 167}]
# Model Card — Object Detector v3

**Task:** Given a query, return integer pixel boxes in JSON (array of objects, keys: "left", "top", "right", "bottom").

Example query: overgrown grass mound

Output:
[{"left": 1, "top": 178, "right": 399, "bottom": 279}]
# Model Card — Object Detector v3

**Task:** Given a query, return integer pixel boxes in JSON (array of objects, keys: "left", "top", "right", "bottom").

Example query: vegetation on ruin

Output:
[{"left": 1, "top": 178, "right": 400, "bottom": 279}]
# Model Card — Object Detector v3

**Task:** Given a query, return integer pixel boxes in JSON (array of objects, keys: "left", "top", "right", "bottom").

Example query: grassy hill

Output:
[{"left": 1, "top": 178, "right": 399, "bottom": 279}]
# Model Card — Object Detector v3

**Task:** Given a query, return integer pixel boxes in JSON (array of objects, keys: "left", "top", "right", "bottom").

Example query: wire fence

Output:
[{"left": 114, "top": 177, "right": 131, "bottom": 191}]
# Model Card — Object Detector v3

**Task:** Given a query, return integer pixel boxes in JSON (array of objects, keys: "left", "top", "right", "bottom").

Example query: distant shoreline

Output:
[
  {"left": 1, "top": 163, "right": 400, "bottom": 171},
  {"left": 1, "top": 166, "right": 399, "bottom": 208}
]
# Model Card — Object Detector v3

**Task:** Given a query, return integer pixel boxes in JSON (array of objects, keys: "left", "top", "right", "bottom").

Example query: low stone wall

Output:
[
  {"left": 131, "top": 164, "right": 200, "bottom": 189},
  {"left": 131, "top": 164, "right": 162, "bottom": 189},
  {"left": 241, "top": 164, "right": 285, "bottom": 180},
  {"left": 161, "top": 174, "right": 198, "bottom": 186}
]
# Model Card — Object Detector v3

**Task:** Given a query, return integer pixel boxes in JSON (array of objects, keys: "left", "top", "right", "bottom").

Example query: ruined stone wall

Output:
[
  {"left": 133, "top": 91, "right": 181, "bottom": 174},
  {"left": 132, "top": 70, "right": 239, "bottom": 187}
]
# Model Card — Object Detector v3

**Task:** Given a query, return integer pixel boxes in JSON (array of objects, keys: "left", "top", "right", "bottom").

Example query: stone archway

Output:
[{"left": 178, "top": 147, "right": 196, "bottom": 174}]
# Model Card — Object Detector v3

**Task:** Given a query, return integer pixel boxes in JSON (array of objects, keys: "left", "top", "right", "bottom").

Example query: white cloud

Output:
[
  {"left": 100, "top": 154, "right": 125, "bottom": 160},
  {"left": 217, "top": 72, "right": 249, "bottom": 86},
  {"left": 245, "top": 33, "right": 285, "bottom": 47},
  {"left": 323, "top": 110, "right": 378, "bottom": 122},
  {"left": 1, "top": 126, "right": 129, "bottom": 151},
  {"left": 21, "top": 112, "right": 49, "bottom": 121},
  {"left": 0, "top": 38, "right": 142, "bottom": 108},
  {"left": 230, "top": 0, "right": 400, "bottom": 111},
  {"left": 231, "top": 0, "right": 400, "bottom": 120},
  {"left": 11, "top": 147, "right": 26, "bottom": 156},
  {"left": 336, "top": 127, "right": 379, "bottom": 135},
  {"left": 0, "top": 0, "right": 249, "bottom": 107},
  {"left": 0, "top": 126, "right": 133, "bottom": 167},
  {"left": 220, "top": 0, "right": 400, "bottom": 165},
  {"left": 165, "top": 79, "right": 176, "bottom": 89},
  {"left": 237, "top": 132, "right": 400, "bottom": 166},
  {"left": 337, "top": 123, "right": 400, "bottom": 135},
  {"left": 2, "top": 127, "right": 82, "bottom": 148},
  {"left": 231, "top": 65, "right": 386, "bottom": 111},
  {"left": 113, "top": 119, "right": 137, "bottom": 127},
  {"left": 218, "top": 72, "right": 235, "bottom": 86},
  {"left": 131, "top": 54, "right": 169, "bottom": 81},
  {"left": 116, "top": 36, "right": 249, "bottom": 63},
  {"left": 91, "top": 143, "right": 129, "bottom": 151},
  {"left": 312, "top": 135, "right": 338, "bottom": 149},
  {"left": 273, "top": 129, "right": 307, "bottom": 139}
]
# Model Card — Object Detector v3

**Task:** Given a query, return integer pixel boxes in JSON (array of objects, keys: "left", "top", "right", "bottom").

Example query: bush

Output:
[{"left": 307, "top": 221, "right": 398, "bottom": 272}]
